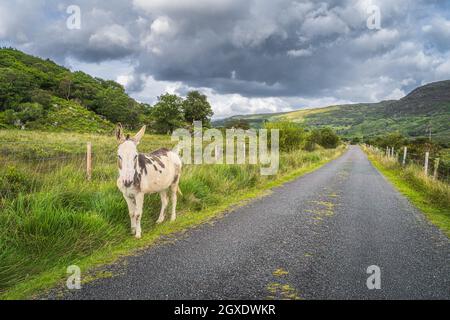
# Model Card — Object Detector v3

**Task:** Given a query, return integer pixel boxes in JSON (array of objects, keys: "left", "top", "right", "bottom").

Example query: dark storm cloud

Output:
[{"left": 1, "top": 0, "right": 450, "bottom": 105}]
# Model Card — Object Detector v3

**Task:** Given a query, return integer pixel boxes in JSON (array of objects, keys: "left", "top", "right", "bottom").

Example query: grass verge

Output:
[
  {"left": 363, "top": 146, "right": 450, "bottom": 237},
  {"left": 0, "top": 131, "right": 346, "bottom": 299}
]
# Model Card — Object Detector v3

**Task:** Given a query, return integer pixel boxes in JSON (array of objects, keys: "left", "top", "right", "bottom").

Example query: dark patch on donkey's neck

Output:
[
  {"left": 137, "top": 153, "right": 151, "bottom": 175},
  {"left": 149, "top": 148, "right": 169, "bottom": 168},
  {"left": 134, "top": 153, "right": 156, "bottom": 188}
]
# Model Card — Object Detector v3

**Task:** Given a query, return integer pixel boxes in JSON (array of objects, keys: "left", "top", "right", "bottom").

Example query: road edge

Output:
[
  {"left": 2, "top": 146, "right": 348, "bottom": 300},
  {"left": 363, "top": 146, "right": 450, "bottom": 238}
]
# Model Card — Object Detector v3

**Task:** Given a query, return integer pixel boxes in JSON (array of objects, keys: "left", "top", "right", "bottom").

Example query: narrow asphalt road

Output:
[{"left": 56, "top": 146, "right": 449, "bottom": 299}]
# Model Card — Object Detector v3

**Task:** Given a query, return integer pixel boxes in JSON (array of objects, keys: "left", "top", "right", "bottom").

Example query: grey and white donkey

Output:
[{"left": 116, "top": 124, "right": 182, "bottom": 238}]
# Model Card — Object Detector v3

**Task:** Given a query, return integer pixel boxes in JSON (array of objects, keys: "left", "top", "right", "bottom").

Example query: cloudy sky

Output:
[{"left": 1, "top": 0, "right": 449, "bottom": 118}]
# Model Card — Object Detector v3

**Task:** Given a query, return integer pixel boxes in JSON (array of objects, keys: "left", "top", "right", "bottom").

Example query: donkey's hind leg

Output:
[
  {"left": 156, "top": 190, "right": 168, "bottom": 224},
  {"left": 170, "top": 183, "right": 179, "bottom": 222}
]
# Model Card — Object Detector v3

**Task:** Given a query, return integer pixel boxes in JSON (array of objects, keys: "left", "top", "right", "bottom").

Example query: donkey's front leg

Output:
[
  {"left": 134, "top": 193, "right": 145, "bottom": 239},
  {"left": 124, "top": 194, "right": 136, "bottom": 235}
]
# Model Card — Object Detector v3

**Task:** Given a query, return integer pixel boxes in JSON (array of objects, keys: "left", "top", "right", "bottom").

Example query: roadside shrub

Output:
[
  {"left": 318, "top": 127, "right": 340, "bottom": 148},
  {"left": 264, "top": 121, "right": 306, "bottom": 152},
  {"left": 304, "top": 128, "right": 340, "bottom": 150}
]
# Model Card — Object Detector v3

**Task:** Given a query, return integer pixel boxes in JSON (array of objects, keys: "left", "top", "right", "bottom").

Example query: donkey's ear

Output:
[
  {"left": 132, "top": 125, "right": 146, "bottom": 144},
  {"left": 115, "top": 123, "right": 125, "bottom": 143}
]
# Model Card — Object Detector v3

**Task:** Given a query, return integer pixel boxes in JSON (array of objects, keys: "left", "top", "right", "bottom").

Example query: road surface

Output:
[{"left": 55, "top": 146, "right": 449, "bottom": 299}]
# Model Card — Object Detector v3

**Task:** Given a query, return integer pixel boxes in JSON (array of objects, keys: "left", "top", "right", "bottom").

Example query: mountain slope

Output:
[
  {"left": 0, "top": 48, "right": 148, "bottom": 132},
  {"left": 214, "top": 81, "right": 450, "bottom": 144}
]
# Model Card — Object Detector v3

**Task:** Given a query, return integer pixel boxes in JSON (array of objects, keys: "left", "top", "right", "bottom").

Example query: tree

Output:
[
  {"left": 318, "top": 127, "right": 340, "bottom": 148},
  {"left": 264, "top": 121, "right": 306, "bottom": 152},
  {"left": 93, "top": 87, "right": 140, "bottom": 126},
  {"left": 225, "top": 119, "right": 250, "bottom": 130},
  {"left": 58, "top": 75, "right": 73, "bottom": 100},
  {"left": 15, "top": 102, "right": 44, "bottom": 123},
  {"left": 151, "top": 93, "right": 185, "bottom": 134},
  {"left": 304, "top": 129, "right": 322, "bottom": 151},
  {"left": 0, "top": 67, "right": 35, "bottom": 110},
  {"left": 30, "top": 89, "right": 52, "bottom": 108},
  {"left": 371, "top": 132, "right": 407, "bottom": 150},
  {"left": 182, "top": 91, "right": 213, "bottom": 127},
  {"left": 305, "top": 127, "right": 340, "bottom": 150}
]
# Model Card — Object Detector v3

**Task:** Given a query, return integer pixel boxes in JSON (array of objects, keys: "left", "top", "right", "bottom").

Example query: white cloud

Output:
[
  {"left": 133, "top": 0, "right": 240, "bottom": 15},
  {"left": 3, "top": 0, "right": 450, "bottom": 119},
  {"left": 287, "top": 48, "right": 312, "bottom": 57},
  {"left": 352, "top": 29, "right": 400, "bottom": 52},
  {"left": 435, "top": 59, "right": 450, "bottom": 78},
  {"left": 421, "top": 16, "right": 450, "bottom": 50},
  {"left": 89, "top": 24, "right": 132, "bottom": 49},
  {"left": 151, "top": 16, "right": 172, "bottom": 35},
  {"left": 301, "top": 10, "right": 349, "bottom": 37},
  {"left": 384, "top": 88, "right": 406, "bottom": 100},
  {"left": 231, "top": 20, "right": 280, "bottom": 48},
  {"left": 0, "top": 3, "right": 11, "bottom": 38}
]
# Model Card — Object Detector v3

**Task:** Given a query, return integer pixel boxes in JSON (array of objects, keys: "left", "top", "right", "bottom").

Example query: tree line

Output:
[{"left": 0, "top": 48, "right": 214, "bottom": 133}]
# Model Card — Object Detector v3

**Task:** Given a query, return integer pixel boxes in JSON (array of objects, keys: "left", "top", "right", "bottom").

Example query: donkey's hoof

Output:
[
  {"left": 156, "top": 219, "right": 164, "bottom": 224},
  {"left": 130, "top": 228, "right": 136, "bottom": 235},
  {"left": 135, "top": 233, "right": 141, "bottom": 239},
  {"left": 170, "top": 217, "right": 176, "bottom": 222}
]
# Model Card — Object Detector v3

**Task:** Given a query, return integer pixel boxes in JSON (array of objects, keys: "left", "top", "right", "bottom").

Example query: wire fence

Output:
[
  {"left": 0, "top": 141, "right": 120, "bottom": 185},
  {"left": 2, "top": 141, "right": 449, "bottom": 189},
  {"left": 366, "top": 144, "right": 450, "bottom": 183}
]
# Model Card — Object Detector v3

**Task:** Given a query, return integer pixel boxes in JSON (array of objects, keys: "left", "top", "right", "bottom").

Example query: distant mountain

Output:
[
  {"left": 214, "top": 80, "right": 450, "bottom": 145},
  {"left": 0, "top": 48, "right": 149, "bottom": 132}
]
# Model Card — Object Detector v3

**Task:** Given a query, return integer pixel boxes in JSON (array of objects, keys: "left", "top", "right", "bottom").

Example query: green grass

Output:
[
  {"left": 363, "top": 146, "right": 450, "bottom": 237},
  {"left": 214, "top": 100, "right": 450, "bottom": 145},
  {"left": 0, "top": 130, "right": 345, "bottom": 299}
]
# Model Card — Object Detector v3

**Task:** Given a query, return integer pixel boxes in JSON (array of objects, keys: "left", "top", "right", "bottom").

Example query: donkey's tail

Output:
[{"left": 177, "top": 186, "right": 183, "bottom": 196}]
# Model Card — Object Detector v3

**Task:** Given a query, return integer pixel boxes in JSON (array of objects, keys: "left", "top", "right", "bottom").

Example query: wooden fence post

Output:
[
  {"left": 386, "top": 146, "right": 389, "bottom": 157},
  {"left": 433, "top": 158, "right": 440, "bottom": 180},
  {"left": 424, "top": 152, "right": 429, "bottom": 176},
  {"left": 391, "top": 147, "right": 395, "bottom": 159},
  {"left": 86, "top": 142, "right": 92, "bottom": 181},
  {"left": 402, "top": 146, "right": 407, "bottom": 166}
]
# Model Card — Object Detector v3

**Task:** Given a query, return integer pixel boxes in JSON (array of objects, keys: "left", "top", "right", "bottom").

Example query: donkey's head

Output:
[{"left": 116, "top": 124, "right": 146, "bottom": 187}]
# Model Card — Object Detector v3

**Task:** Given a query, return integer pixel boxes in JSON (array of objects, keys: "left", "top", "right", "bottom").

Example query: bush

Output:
[
  {"left": 305, "top": 128, "right": 340, "bottom": 150},
  {"left": 318, "top": 127, "right": 340, "bottom": 148},
  {"left": 264, "top": 122, "right": 306, "bottom": 152},
  {"left": 350, "top": 137, "right": 361, "bottom": 144}
]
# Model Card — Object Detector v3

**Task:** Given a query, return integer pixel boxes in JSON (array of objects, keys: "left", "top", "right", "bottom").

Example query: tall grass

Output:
[
  {"left": 0, "top": 130, "right": 344, "bottom": 295},
  {"left": 363, "top": 145, "right": 450, "bottom": 235}
]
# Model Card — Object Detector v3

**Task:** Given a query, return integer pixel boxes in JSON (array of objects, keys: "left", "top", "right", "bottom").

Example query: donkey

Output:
[{"left": 115, "top": 124, "right": 182, "bottom": 238}]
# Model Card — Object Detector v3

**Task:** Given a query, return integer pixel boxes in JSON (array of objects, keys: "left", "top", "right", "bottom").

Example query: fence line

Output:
[
  {"left": 366, "top": 144, "right": 450, "bottom": 183},
  {"left": 2, "top": 141, "right": 450, "bottom": 183}
]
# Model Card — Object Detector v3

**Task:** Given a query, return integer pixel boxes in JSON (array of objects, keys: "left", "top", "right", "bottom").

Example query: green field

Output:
[
  {"left": 0, "top": 130, "right": 345, "bottom": 298},
  {"left": 214, "top": 80, "right": 450, "bottom": 146}
]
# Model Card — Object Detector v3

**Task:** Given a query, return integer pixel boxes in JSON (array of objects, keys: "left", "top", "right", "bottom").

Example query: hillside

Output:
[
  {"left": 0, "top": 48, "right": 149, "bottom": 133},
  {"left": 214, "top": 81, "right": 450, "bottom": 145}
]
